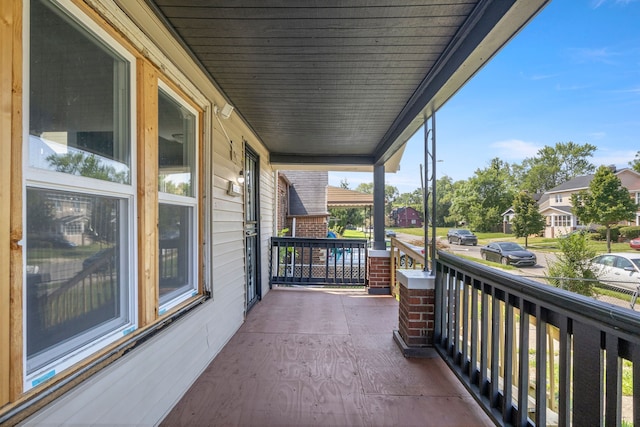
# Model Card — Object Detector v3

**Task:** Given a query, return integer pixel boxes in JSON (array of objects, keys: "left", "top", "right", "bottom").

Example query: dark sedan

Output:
[
  {"left": 447, "top": 229, "right": 478, "bottom": 246},
  {"left": 480, "top": 242, "right": 536, "bottom": 267}
]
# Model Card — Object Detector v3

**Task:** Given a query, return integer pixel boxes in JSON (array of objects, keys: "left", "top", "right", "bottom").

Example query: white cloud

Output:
[
  {"left": 591, "top": 0, "right": 640, "bottom": 9},
  {"left": 587, "top": 131, "right": 607, "bottom": 140},
  {"left": 530, "top": 73, "right": 561, "bottom": 81},
  {"left": 489, "top": 139, "right": 542, "bottom": 160}
]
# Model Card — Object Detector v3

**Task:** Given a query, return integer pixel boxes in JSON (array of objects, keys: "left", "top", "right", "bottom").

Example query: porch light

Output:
[
  {"left": 237, "top": 170, "right": 245, "bottom": 184},
  {"left": 214, "top": 102, "right": 234, "bottom": 120}
]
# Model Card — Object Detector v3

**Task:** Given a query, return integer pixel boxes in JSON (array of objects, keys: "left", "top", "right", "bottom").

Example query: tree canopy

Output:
[
  {"left": 511, "top": 191, "right": 546, "bottom": 248},
  {"left": 448, "top": 158, "right": 515, "bottom": 232},
  {"left": 630, "top": 151, "right": 640, "bottom": 173},
  {"left": 517, "top": 142, "right": 596, "bottom": 194}
]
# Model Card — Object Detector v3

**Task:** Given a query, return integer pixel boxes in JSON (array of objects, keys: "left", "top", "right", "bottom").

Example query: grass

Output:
[
  {"left": 341, "top": 229, "right": 367, "bottom": 239},
  {"left": 386, "top": 227, "right": 637, "bottom": 253}
]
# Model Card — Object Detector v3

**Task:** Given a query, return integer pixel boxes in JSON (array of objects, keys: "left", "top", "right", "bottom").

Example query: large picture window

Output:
[
  {"left": 25, "top": 0, "right": 136, "bottom": 388},
  {"left": 157, "top": 84, "right": 198, "bottom": 310}
]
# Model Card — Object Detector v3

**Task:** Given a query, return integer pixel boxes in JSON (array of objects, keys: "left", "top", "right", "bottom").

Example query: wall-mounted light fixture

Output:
[
  {"left": 214, "top": 102, "right": 234, "bottom": 120},
  {"left": 237, "top": 170, "right": 245, "bottom": 184}
]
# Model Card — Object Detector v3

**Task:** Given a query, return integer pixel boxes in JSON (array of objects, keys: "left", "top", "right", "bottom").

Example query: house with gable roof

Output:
[{"left": 538, "top": 167, "right": 640, "bottom": 238}]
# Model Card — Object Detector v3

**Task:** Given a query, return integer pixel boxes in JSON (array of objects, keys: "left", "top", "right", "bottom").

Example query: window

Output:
[
  {"left": 555, "top": 215, "right": 571, "bottom": 227},
  {"left": 157, "top": 83, "right": 198, "bottom": 311},
  {"left": 636, "top": 192, "right": 640, "bottom": 205},
  {"left": 25, "top": 0, "right": 136, "bottom": 389},
  {"left": 555, "top": 194, "right": 563, "bottom": 203}
]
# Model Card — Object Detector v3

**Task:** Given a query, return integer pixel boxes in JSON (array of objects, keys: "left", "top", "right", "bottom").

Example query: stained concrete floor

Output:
[{"left": 160, "top": 287, "right": 493, "bottom": 427}]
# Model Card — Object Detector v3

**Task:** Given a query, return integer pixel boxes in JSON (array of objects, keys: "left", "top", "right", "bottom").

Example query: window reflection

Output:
[
  {"left": 158, "top": 89, "right": 195, "bottom": 196},
  {"left": 158, "top": 204, "right": 193, "bottom": 304},
  {"left": 29, "top": 0, "right": 130, "bottom": 183},
  {"left": 26, "top": 188, "right": 128, "bottom": 373}
]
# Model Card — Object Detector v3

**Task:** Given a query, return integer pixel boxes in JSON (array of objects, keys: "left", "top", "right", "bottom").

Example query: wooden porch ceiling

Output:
[{"left": 144, "top": 0, "right": 549, "bottom": 171}]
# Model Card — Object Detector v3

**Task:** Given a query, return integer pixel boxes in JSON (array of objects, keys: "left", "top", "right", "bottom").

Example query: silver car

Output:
[{"left": 591, "top": 252, "right": 640, "bottom": 292}]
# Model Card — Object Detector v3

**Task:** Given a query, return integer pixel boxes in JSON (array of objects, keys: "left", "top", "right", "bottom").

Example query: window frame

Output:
[
  {"left": 22, "top": 0, "right": 138, "bottom": 391},
  {"left": 156, "top": 80, "right": 200, "bottom": 313}
]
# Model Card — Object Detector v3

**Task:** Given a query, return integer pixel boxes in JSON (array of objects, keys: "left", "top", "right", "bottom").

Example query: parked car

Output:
[
  {"left": 591, "top": 252, "right": 640, "bottom": 291},
  {"left": 385, "top": 229, "right": 397, "bottom": 238},
  {"left": 447, "top": 229, "right": 477, "bottom": 246},
  {"left": 480, "top": 242, "right": 536, "bottom": 266},
  {"left": 630, "top": 238, "right": 640, "bottom": 250}
]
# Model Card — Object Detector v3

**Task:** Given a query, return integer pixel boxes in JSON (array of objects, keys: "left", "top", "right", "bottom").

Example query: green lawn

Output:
[
  {"left": 387, "top": 227, "right": 636, "bottom": 253},
  {"left": 341, "top": 229, "right": 367, "bottom": 239}
]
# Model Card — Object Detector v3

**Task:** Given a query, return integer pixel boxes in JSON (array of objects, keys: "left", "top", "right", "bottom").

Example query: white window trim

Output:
[
  {"left": 157, "top": 80, "right": 199, "bottom": 313},
  {"left": 22, "top": 0, "right": 138, "bottom": 391}
]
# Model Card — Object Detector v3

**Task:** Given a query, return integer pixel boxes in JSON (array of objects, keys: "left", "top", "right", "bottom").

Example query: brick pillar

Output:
[
  {"left": 393, "top": 270, "right": 436, "bottom": 357},
  {"left": 367, "top": 249, "right": 391, "bottom": 295}
]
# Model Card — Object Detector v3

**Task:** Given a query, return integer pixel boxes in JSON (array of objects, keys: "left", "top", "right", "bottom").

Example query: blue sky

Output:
[{"left": 329, "top": 0, "right": 640, "bottom": 194}]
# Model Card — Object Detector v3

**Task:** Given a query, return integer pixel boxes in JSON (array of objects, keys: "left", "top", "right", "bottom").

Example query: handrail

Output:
[
  {"left": 270, "top": 237, "right": 367, "bottom": 286},
  {"left": 435, "top": 250, "right": 640, "bottom": 426}
]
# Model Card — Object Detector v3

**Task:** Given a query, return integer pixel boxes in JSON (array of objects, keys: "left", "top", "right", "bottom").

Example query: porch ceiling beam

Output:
[{"left": 269, "top": 153, "right": 374, "bottom": 166}]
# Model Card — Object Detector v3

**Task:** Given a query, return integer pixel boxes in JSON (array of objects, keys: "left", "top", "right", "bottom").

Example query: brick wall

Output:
[
  {"left": 367, "top": 251, "right": 390, "bottom": 294},
  {"left": 277, "top": 175, "right": 289, "bottom": 233},
  {"left": 398, "top": 286, "right": 435, "bottom": 346},
  {"left": 287, "top": 215, "right": 329, "bottom": 263},
  {"left": 287, "top": 215, "right": 328, "bottom": 238}
]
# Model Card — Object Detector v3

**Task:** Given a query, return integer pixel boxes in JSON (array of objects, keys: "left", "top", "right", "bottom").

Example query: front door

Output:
[{"left": 244, "top": 146, "right": 261, "bottom": 310}]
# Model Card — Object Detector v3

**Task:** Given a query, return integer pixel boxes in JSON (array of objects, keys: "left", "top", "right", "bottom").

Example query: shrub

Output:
[
  {"left": 620, "top": 226, "right": 640, "bottom": 240},
  {"left": 547, "top": 232, "right": 598, "bottom": 297},
  {"left": 595, "top": 225, "right": 622, "bottom": 242}
]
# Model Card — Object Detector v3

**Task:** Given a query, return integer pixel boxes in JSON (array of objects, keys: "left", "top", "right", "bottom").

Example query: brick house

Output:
[
  {"left": 277, "top": 171, "right": 330, "bottom": 238},
  {"left": 391, "top": 206, "right": 423, "bottom": 227}
]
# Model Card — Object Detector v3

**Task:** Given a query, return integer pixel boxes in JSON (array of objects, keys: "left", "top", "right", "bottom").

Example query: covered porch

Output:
[{"left": 160, "top": 286, "right": 492, "bottom": 426}]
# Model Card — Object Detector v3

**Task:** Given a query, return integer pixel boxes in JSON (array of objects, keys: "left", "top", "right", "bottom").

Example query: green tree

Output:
[
  {"left": 394, "top": 189, "right": 422, "bottom": 211},
  {"left": 354, "top": 182, "right": 398, "bottom": 216},
  {"left": 339, "top": 178, "right": 350, "bottom": 189},
  {"left": 47, "top": 152, "right": 129, "bottom": 184},
  {"left": 547, "top": 232, "right": 598, "bottom": 296},
  {"left": 519, "top": 142, "right": 596, "bottom": 193},
  {"left": 630, "top": 151, "right": 640, "bottom": 173},
  {"left": 511, "top": 191, "right": 545, "bottom": 248},
  {"left": 571, "top": 166, "right": 638, "bottom": 253},
  {"left": 355, "top": 182, "right": 373, "bottom": 193},
  {"left": 435, "top": 175, "right": 455, "bottom": 227},
  {"left": 449, "top": 158, "right": 515, "bottom": 232},
  {"left": 328, "top": 207, "right": 364, "bottom": 232}
]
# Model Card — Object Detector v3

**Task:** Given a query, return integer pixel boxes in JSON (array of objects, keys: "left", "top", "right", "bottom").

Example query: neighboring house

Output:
[
  {"left": 501, "top": 207, "right": 515, "bottom": 234},
  {"left": 391, "top": 206, "right": 423, "bottom": 228},
  {"left": 538, "top": 168, "right": 640, "bottom": 238},
  {"left": 276, "top": 177, "right": 374, "bottom": 238},
  {"left": 278, "top": 171, "right": 329, "bottom": 238}
]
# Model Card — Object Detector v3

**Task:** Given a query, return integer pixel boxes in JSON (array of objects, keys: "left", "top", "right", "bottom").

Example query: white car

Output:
[{"left": 591, "top": 252, "right": 640, "bottom": 292}]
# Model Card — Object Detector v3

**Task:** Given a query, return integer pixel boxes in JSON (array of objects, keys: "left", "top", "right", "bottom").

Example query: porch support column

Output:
[
  {"left": 372, "top": 164, "right": 385, "bottom": 250},
  {"left": 366, "top": 164, "right": 391, "bottom": 295},
  {"left": 393, "top": 268, "right": 437, "bottom": 358}
]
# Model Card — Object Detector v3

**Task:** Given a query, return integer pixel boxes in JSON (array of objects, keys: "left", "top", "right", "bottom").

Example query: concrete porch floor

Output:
[{"left": 160, "top": 287, "right": 493, "bottom": 426}]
